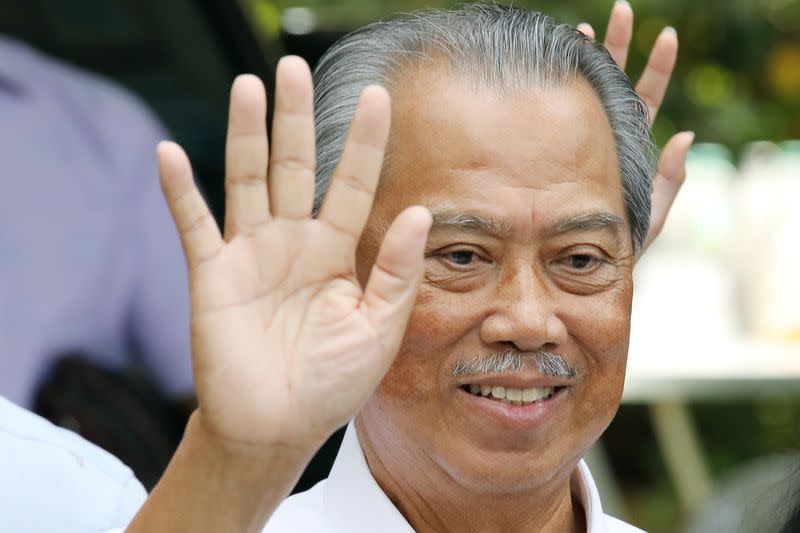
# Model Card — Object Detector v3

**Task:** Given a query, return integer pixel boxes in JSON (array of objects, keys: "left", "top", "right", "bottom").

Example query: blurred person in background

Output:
[
  {"left": 779, "top": 483, "right": 800, "bottom": 533},
  {"left": 0, "top": 34, "right": 194, "bottom": 487},
  {"left": 127, "top": 3, "right": 694, "bottom": 532},
  {"left": 0, "top": 395, "right": 146, "bottom": 533}
]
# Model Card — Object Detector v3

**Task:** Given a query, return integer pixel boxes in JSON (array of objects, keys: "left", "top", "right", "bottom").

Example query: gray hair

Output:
[{"left": 312, "top": 3, "right": 656, "bottom": 251}]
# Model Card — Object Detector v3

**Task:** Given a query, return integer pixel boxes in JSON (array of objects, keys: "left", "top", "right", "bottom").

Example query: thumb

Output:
[{"left": 361, "top": 206, "right": 432, "bottom": 372}]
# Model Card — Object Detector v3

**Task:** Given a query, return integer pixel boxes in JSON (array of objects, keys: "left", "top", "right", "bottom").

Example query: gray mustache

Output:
[{"left": 450, "top": 349, "right": 577, "bottom": 379}]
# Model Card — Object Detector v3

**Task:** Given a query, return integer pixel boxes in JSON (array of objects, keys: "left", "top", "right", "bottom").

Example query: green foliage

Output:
[{"left": 246, "top": 0, "right": 800, "bottom": 153}]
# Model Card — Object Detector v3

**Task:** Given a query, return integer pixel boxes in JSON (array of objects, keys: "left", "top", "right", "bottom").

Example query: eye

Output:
[
  {"left": 554, "top": 250, "right": 606, "bottom": 275},
  {"left": 448, "top": 250, "right": 476, "bottom": 265},
  {"left": 551, "top": 247, "right": 619, "bottom": 295},
  {"left": 428, "top": 247, "right": 490, "bottom": 271},
  {"left": 567, "top": 254, "right": 595, "bottom": 270},
  {"left": 425, "top": 246, "right": 492, "bottom": 292}
]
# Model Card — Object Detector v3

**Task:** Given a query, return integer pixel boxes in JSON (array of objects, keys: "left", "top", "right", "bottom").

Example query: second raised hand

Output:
[
  {"left": 578, "top": 0, "right": 695, "bottom": 257},
  {"left": 157, "top": 56, "right": 432, "bottom": 454}
]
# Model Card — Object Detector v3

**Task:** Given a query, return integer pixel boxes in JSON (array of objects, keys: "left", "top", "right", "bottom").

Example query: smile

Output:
[{"left": 460, "top": 384, "right": 558, "bottom": 405}]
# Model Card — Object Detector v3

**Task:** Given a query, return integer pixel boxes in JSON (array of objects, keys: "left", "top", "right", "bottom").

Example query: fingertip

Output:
[
  {"left": 277, "top": 55, "right": 313, "bottom": 80},
  {"left": 369, "top": 206, "right": 432, "bottom": 291},
  {"left": 156, "top": 141, "right": 170, "bottom": 177},
  {"left": 659, "top": 131, "right": 695, "bottom": 181},
  {"left": 229, "top": 75, "right": 267, "bottom": 134},
  {"left": 275, "top": 55, "right": 314, "bottom": 109},
  {"left": 349, "top": 85, "right": 392, "bottom": 148},
  {"left": 362, "top": 83, "right": 390, "bottom": 99},
  {"left": 156, "top": 141, "right": 185, "bottom": 170},
  {"left": 576, "top": 22, "right": 595, "bottom": 39},
  {"left": 406, "top": 205, "right": 433, "bottom": 229},
  {"left": 360, "top": 85, "right": 391, "bottom": 118},
  {"left": 672, "top": 130, "right": 696, "bottom": 152},
  {"left": 231, "top": 74, "right": 267, "bottom": 108},
  {"left": 396, "top": 205, "right": 433, "bottom": 237},
  {"left": 657, "top": 26, "right": 680, "bottom": 48},
  {"left": 677, "top": 131, "right": 696, "bottom": 163},
  {"left": 386, "top": 206, "right": 432, "bottom": 256},
  {"left": 613, "top": 0, "right": 633, "bottom": 17},
  {"left": 156, "top": 141, "right": 192, "bottom": 190},
  {"left": 156, "top": 140, "right": 172, "bottom": 158},
  {"left": 232, "top": 73, "right": 266, "bottom": 93}
]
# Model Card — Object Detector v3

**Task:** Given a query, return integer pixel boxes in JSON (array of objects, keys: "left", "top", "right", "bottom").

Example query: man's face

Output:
[{"left": 355, "top": 68, "right": 634, "bottom": 493}]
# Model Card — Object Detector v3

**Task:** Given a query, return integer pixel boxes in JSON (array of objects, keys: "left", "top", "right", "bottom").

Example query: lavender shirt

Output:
[{"left": 0, "top": 36, "right": 193, "bottom": 407}]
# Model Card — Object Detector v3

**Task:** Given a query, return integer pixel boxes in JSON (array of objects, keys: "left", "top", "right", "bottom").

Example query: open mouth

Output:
[{"left": 459, "top": 384, "right": 561, "bottom": 406}]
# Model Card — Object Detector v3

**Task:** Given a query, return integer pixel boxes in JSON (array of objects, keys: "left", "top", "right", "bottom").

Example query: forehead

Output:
[{"left": 378, "top": 67, "right": 625, "bottom": 228}]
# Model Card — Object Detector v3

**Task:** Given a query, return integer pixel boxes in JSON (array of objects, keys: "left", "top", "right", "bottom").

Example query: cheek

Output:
[
  {"left": 376, "top": 284, "right": 480, "bottom": 408},
  {"left": 567, "top": 283, "right": 633, "bottom": 418},
  {"left": 572, "top": 279, "right": 632, "bottom": 362}
]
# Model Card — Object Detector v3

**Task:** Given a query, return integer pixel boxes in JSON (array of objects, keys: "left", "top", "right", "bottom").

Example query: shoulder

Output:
[
  {"left": 604, "top": 514, "right": 648, "bottom": 533},
  {"left": 0, "top": 396, "right": 147, "bottom": 532},
  {"left": 0, "top": 35, "right": 156, "bottom": 119},
  {"left": 262, "top": 481, "right": 330, "bottom": 532},
  {"left": 0, "top": 396, "right": 140, "bottom": 481},
  {"left": 0, "top": 35, "right": 167, "bottom": 155}
]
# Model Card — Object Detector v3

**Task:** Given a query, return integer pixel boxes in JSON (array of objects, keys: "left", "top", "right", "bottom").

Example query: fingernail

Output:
[
  {"left": 615, "top": 0, "right": 630, "bottom": 6},
  {"left": 276, "top": 55, "right": 301, "bottom": 69},
  {"left": 663, "top": 26, "right": 677, "bottom": 36},
  {"left": 685, "top": 131, "right": 696, "bottom": 144}
]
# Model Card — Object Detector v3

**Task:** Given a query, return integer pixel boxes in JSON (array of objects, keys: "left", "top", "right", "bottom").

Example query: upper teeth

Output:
[{"left": 468, "top": 384, "right": 555, "bottom": 404}]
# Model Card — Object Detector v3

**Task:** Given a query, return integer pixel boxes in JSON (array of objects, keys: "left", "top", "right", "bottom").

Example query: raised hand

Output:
[
  {"left": 578, "top": 0, "right": 694, "bottom": 256},
  {"left": 157, "top": 57, "right": 431, "bottom": 453}
]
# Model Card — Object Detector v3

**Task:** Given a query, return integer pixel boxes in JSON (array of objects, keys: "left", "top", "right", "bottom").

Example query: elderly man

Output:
[{"left": 129, "top": 3, "right": 693, "bottom": 532}]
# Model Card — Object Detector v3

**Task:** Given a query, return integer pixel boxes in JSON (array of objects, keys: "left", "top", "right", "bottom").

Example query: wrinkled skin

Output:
[{"left": 355, "top": 69, "right": 633, "bottom": 533}]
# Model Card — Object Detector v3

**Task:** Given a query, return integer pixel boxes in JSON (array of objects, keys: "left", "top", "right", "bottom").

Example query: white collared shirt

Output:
[
  {"left": 0, "top": 396, "right": 146, "bottom": 533},
  {"left": 264, "top": 423, "right": 646, "bottom": 532}
]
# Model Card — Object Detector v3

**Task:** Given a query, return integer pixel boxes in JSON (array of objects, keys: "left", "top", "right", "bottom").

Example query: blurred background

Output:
[{"left": 1, "top": 1, "right": 798, "bottom": 532}]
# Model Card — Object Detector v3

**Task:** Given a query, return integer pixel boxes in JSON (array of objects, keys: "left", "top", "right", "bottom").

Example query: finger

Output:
[
  {"left": 224, "top": 74, "right": 270, "bottom": 240},
  {"left": 577, "top": 23, "right": 595, "bottom": 40},
  {"left": 639, "top": 131, "right": 695, "bottom": 257},
  {"left": 269, "top": 56, "right": 316, "bottom": 219},
  {"left": 603, "top": 0, "right": 634, "bottom": 69},
  {"left": 635, "top": 27, "right": 678, "bottom": 126},
  {"left": 362, "top": 206, "right": 432, "bottom": 367},
  {"left": 158, "top": 141, "right": 224, "bottom": 266},
  {"left": 318, "top": 86, "right": 391, "bottom": 244}
]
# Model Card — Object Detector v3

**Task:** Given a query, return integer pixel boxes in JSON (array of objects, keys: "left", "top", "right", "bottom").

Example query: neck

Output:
[{"left": 355, "top": 418, "right": 586, "bottom": 533}]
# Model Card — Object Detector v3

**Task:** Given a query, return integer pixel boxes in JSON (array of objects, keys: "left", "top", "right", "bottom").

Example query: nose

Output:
[{"left": 479, "top": 265, "right": 567, "bottom": 352}]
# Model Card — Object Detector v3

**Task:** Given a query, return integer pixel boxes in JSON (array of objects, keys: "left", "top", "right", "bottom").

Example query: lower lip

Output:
[{"left": 456, "top": 386, "right": 567, "bottom": 431}]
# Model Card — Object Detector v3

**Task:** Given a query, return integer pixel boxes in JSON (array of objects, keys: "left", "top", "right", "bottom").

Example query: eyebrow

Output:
[
  {"left": 429, "top": 209, "right": 626, "bottom": 240},
  {"left": 546, "top": 212, "right": 626, "bottom": 237},
  {"left": 429, "top": 210, "right": 512, "bottom": 238}
]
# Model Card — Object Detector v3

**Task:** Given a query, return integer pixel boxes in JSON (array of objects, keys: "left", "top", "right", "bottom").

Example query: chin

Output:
[{"left": 433, "top": 439, "right": 583, "bottom": 496}]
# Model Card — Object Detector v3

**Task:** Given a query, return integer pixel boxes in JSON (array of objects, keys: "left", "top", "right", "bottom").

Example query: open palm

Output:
[
  {"left": 579, "top": 1, "right": 695, "bottom": 256},
  {"left": 157, "top": 57, "right": 431, "bottom": 450}
]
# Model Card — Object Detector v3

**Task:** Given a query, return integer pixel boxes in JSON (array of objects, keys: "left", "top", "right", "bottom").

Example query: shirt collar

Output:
[
  {"left": 575, "top": 457, "right": 612, "bottom": 533},
  {"left": 324, "top": 421, "right": 612, "bottom": 532},
  {"left": 325, "top": 423, "right": 415, "bottom": 533}
]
